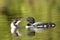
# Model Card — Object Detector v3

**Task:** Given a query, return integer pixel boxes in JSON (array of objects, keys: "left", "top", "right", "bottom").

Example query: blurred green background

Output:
[{"left": 0, "top": 0, "right": 60, "bottom": 40}]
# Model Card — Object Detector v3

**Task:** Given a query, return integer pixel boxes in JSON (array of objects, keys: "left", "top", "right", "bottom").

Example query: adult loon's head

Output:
[{"left": 26, "top": 17, "right": 35, "bottom": 24}]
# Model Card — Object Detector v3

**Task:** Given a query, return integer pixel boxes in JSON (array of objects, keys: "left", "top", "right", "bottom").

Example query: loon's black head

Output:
[{"left": 26, "top": 17, "right": 35, "bottom": 24}]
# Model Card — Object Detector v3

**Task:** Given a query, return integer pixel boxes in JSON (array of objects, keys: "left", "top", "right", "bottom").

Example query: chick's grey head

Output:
[{"left": 26, "top": 17, "right": 35, "bottom": 24}]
